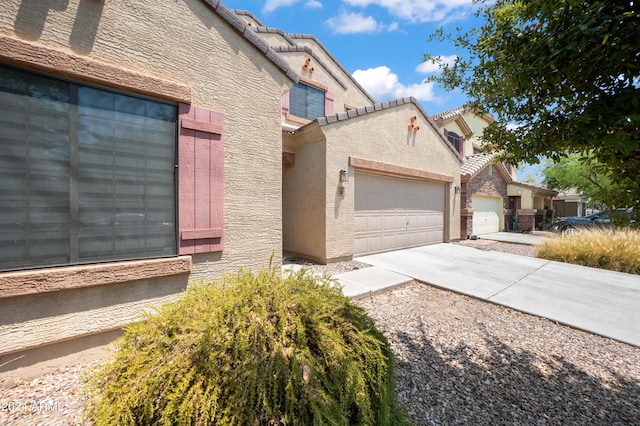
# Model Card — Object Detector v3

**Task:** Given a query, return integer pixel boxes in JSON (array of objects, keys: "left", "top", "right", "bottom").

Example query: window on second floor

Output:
[
  {"left": 446, "top": 130, "right": 461, "bottom": 153},
  {"left": 289, "top": 82, "right": 325, "bottom": 120}
]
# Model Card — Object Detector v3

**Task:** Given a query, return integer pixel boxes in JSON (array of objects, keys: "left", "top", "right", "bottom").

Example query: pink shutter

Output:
[
  {"left": 178, "top": 104, "right": 224, "bottom": 254},
  {"left": 459, "top": 135, "right": 464, "bottom": 156},
  {"left": 282, "top": 92, "right": 290, "bottom": 114},
  {"left": 443, "top": 128, "right": 449, "bottom": 140},
  {"left": 325, "top": 92, "right": 334, "bottom": 115}
]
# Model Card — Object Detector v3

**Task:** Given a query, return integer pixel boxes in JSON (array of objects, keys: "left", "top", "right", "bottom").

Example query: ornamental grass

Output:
[
  {"left": 84, "top": 266, "right": 407, "bottom": 425},
  {"left": 537, "top": 228, "right": 640, "bottom": 275}
]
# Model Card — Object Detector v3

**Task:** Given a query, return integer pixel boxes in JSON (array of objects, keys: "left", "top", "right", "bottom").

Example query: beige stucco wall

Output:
[
  {"left": 279, "top": 50, "right": 352, "bottom": 114},
  {"left": 324, "top": 104, "right": 462, "bottom": 261},
  {"left": 282, "top": 130, "right": 327, "bottom": 261},
  {"left": 0, "top": 0, "right": 292, "bottom": 357},
  {"left": 508, "top": 185, "right": 534, "bottom": 209},
  {"left": 292, "top": 37, "right": 373, "bottom": 109}
]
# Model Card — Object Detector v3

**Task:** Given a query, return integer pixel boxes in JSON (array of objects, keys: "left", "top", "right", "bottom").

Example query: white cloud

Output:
[
  {"left": 325, "top": 12, "right": 381, "bottom": 34},
  {"left": 352, "top": 66, "right": 436, "bottom": 102},
  {"left": 263, "top": 0, "right": 322, "bottom": 13},
  {"left": 325, "top": 11, "right": 400, "bottom": 34},
  {"left": 305, "top": 0, "right": 323, "bottom": 9},
  {"left": 263, "top": 0, "right": 299, "bottom": 14},
  {"left": 415, "top": 54, "right": 457, "bottom": 74},
  {"left": 342, "top": 0, "right": 474, "bottom": 24}
]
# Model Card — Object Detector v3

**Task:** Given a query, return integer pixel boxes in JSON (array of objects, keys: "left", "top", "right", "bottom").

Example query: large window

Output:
[
  {"left": 0, "top": 65, "right": 177, "bottom": 272},
  {"left": 289, "top": 82, "right": 325, "bottom": 120}
]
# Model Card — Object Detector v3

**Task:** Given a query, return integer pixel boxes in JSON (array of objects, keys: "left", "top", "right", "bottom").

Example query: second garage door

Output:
[
  {"left": 472, "top": 195, "right": 502, "bottom": 235},
  {"left": 354, "top": 172, "right": 445, "bottom": 256}
]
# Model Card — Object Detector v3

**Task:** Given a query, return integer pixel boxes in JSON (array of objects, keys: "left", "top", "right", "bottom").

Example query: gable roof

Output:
[
  {"left": 204, "top": 1, "right": 298, "bottom": 83},
  {"left": 311, "top": 97, "right": 462, "bottom": 163},
  {"left": 461, "top": 153, "right": 512, "bottom": 183},
  {"left": 432, "top": 105, "right": 495, "bottom": 136},
  {"left": 510, "top": 181, "right": 558, "bottom": 197},
  {"left": 431, "top": 106, "right": 467, "bottom": 123},
  {"left": 231, "top": 9, "right": 375, "bottom": 104}
]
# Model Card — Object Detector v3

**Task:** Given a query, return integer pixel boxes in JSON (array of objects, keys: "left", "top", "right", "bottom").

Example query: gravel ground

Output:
[{"left": 2, "top": 242, "right": 639, "bottom": 425}]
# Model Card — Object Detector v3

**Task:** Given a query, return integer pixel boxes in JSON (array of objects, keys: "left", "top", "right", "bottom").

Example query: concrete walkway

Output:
[{"left": 334, "top": 241, "right": 640, "bottom": 347}]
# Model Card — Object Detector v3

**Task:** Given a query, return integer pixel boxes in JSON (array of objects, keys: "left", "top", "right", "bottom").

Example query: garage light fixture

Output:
[
  {"left": 339, "top": 169, "right": 349, "bottom": 183},
  {"left": 455, "top": 186, "right": 461, "bottom": 194}
]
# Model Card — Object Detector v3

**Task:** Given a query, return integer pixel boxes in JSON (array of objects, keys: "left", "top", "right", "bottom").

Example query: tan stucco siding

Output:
[
  {"left": 0, "top": 0, "right": 291, "bottom": 355},
  {"left": 287, "top": 38, "right": 372, "bottom": 108},
  {"left": 282, "top": 140, "right": 327, "bottom": 261},
  {"left": 254, "top": 31, "right": 293, "bottom": 47},
  {"left": 324, "top": 105, "right": 462, "bottom": 260}
]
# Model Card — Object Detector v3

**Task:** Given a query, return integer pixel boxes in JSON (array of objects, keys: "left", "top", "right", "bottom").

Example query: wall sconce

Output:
[
  {"left": 454, "top": 186, "right": 461, "bottom": 194},
  {"left": 339, "top": 169, "right": 349, "bottom": 183}
]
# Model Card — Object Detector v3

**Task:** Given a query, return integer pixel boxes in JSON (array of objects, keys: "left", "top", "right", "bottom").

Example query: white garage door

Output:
[
  {"left": 472, "top": 196, "right": 502, "bottom": 235},
  {"left": 354, "top": 172, "right": 445, "bottom": 256}
]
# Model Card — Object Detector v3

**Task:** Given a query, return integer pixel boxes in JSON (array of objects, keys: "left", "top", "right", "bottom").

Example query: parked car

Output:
[{"left": 552, "top": 209, "right": 635, "bottom": 234}]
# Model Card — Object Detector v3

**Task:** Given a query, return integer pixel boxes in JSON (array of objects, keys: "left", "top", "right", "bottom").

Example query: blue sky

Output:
[
  {"left": 221, "top": 0, "right": 482, "bottom": 113},
  {"left": 220, "top": 0, "right": 544, "bottom": 181}
]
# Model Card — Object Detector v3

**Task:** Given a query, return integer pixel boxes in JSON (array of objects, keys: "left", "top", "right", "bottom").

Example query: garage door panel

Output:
[
  {"left": 472, "top": 196, "right": 501, "bottom": 234},
  {"left": 354, "top": 216, "right": 369, "bottom": 233},
  {"left": 354, "top": 172, "right": 445, "bottom": 256}
]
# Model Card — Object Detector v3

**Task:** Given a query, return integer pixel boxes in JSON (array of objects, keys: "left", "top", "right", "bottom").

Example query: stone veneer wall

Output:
[{"left": 463, "top": 165, "right": 509, "bottom": 236}]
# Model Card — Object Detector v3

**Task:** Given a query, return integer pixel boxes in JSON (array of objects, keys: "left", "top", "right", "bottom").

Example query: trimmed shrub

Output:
[
  {"left": 537, "top": 228, "right": 640, "bottom": 275},
  {"left": 84, "top": 266, "right": 407, "bottom": 425}
]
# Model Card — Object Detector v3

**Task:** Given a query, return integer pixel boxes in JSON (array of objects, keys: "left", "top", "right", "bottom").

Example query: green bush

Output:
[
  {"left": 537, "top": 228, "right": 640, "bottom": 275},
  {"left": 84, "top": 266, "right": 407, "bottom": 425}
]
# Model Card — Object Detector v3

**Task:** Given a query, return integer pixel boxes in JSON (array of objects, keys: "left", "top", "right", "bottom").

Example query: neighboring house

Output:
[
  {"left": 432, "top": 107, "right": 557, "bottom": 236},
  {"left": 235, "top": 10, "right": 463, "bottom": 263},
  {"left": 0, "top": 0, "right": 298, "bottom": 374},
  {"left": 553, "top": 190, "right": 589, "bottom": 217}
]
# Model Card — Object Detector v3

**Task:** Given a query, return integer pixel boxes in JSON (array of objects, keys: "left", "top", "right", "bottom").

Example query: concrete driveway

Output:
[{"left": 336, "top": 243, "right": 640, "bottom": 347}]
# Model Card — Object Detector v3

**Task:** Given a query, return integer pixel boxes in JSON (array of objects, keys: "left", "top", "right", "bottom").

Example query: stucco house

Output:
[
  {"left": 0, "top": 0, "right": 300, "bottom": 375},
  {"left": 0, "top": 1, "right": 465, "bottom": 377},
  {"left": 234, "top": 10, "right": 463, "bottom": 263},
  {"left": 432, "top": 107, "right": 556, "bottom": 237}
]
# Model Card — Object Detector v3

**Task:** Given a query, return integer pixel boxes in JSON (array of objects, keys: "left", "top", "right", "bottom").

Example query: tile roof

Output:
[
  {"left": 461, "top": 153, "right": 494, "bottom": 177},
  {"left": 431, "top": 105, "right": 467, "bottom": 122},
  {"left": 311, "top": 97, "right": 462, "bottom": 163},
  {"left": 231, "top": 9, "right": 375, "bottom": 104},
  {"left": 204, "top": 2, "right": 298, "bottom": 83}
]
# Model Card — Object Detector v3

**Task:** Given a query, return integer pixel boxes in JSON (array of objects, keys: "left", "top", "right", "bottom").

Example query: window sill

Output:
[{"left": 0, "top": 257, "right": 192, "bottom": 300}]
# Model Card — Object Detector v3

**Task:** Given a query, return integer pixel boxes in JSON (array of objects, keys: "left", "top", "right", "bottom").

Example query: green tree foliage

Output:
[
  {"left": 426, "top": 0, "right": 640, "bottom": 209},
  {"left": 542, "top": 153, "right": 615, "bottom": 208},
  {"left": 84, "top": 266, "right": 407, "bottom": 426}
]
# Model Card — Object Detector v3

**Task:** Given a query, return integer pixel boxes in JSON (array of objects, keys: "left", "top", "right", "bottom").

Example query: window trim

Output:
[
  {"left": 0, "top": 35, "right": 191, "bottom": 103},
  {"left": 0, "top": 64, "right": 180, "bottom": 272},
  {"left": 0, "top": 256, "right": 192, "bottom": 300}
]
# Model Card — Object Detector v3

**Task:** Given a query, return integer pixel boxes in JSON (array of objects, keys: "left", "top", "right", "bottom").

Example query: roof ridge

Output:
[
  {"left": 312, "top": 97, "right": 462, "bottom": 163},
  {"left": 202, "top": 1, "right": 298, "bottom": 83}
]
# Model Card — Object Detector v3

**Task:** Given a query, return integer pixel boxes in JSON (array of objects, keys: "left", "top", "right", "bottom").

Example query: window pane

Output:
[
  {"left": 0, "top": 67, "right": 70, "bottom": 271},
  {"left": 0, "top": 65, "right": 177, "bottom": 272},
  {"left": 77, "top": 87, "right": 176, "bottom": 262},
  {"left": 289, "top": 83, "right": 325, "bottom": 120},
  {"left": 289, "top": 83, "right": 307, "bottom": 119},
  {"left": 306, "top": 85, "right": 325, "bottom": 120}
]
